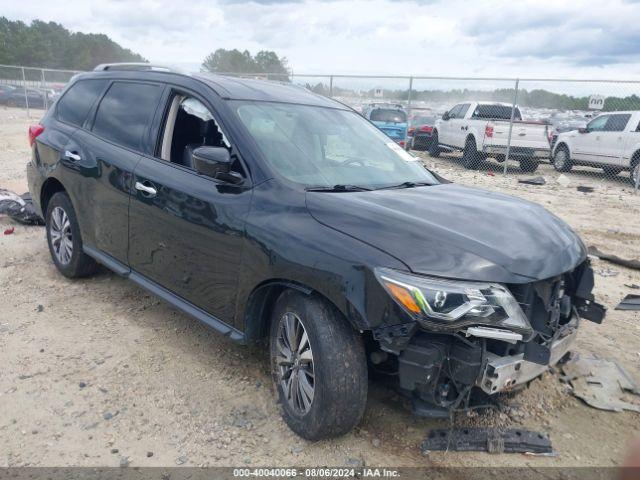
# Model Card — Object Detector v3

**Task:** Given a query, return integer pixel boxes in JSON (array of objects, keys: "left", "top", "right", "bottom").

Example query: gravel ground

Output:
[{"left": 1, "top": 107, "right": 639, "bottom": 468}]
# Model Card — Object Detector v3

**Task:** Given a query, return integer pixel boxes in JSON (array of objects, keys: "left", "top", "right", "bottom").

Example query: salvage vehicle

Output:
[
  {"left": 27, "top": 64, "right": 605, "bottom": 441},
  {"left": 362, "top": 103, "right": 408, "bottom": 147},
  {"left": 552, "top": 111, "right": 640, "bottom": 185},
  {"left": 431, "top": 102, "right": 551, "bottom": 172},
  {"left": 406, "top": 113, "right": 437, "bottom": 151}
]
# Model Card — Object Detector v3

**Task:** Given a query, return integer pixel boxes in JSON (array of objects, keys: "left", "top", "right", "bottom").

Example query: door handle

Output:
[
  {"left": 135, "top": 181, "right": 157, "bottom": 197},
  {"left": 64, "top": 150, "right": 81, "bottom": 161}
]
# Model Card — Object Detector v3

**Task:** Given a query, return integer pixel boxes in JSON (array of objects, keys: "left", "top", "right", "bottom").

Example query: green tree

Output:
[
  {"left": 0, "top": 17, "right": 146, "bottom": 70},
  {"left": 201, "top": 48, "right": 289, "bottom": 81}
]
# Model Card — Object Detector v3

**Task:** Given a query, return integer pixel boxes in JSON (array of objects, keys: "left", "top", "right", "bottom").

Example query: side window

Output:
[
  {"left": 448, "top": 105, "right": 462, "bottom": 119},
  {"left": 92, "top": 82, "right": 163, "bottom": 151},
  {"left": 159, "top": 94, "right": 231, "bottom": 170},
  {"left": 57, "top": 79, "right": 108, "bottom": 127},
  {"left": 587, "top": 115, "right": 608, "bottom": 132},
  {"left": 604, "top": 114, "right": 631, "bottom": 132},
  {"left": 458, "top": 103, "right": 470, "bottom": 118}
]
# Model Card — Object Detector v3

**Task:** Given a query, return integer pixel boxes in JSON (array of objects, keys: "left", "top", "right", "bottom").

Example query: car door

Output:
[
  {"left": 439, "top": 104, "right": 461, "bottom": 145},
  {"left": 451, "top": 103, "right": 471, "bottom": 146},
  {"left": 598, "top": 113, "right": 632, "bottom": 166},
  {"left": 573, "top": 114, "right": 608, "bottom": 163},
  {"left": 128, "top": 89, "right": 252, "bottom": 328},
  {"left": 69, "top": 80, "right": 165, "bottom": 264}
]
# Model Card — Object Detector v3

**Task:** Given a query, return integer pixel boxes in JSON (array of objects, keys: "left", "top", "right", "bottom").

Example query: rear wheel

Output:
[
  {"left": 631, "top": 160, "right": 640, "bottom": 187},
  {"left": 462, "top": 137, "right": 481, "bottom": 169},
  {"left": 45, "top": 192, "right": 98, "bottom": 278},
  {"left": 553, "top": 146, "right": 572, "bottom": 172},
  {"left": 520, "top": 158, "right": 539, "bottom": 172},
  {"left": 269, "top": 290, "right": 367, "bottom": 440},
  {"left": 428, "top": 131, "right": 441, "bottom": 158}
]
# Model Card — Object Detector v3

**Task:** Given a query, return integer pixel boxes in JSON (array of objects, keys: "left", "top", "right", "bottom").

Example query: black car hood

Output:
[{"left": 306, "top": 183, "right": 586, "bottom": 283}]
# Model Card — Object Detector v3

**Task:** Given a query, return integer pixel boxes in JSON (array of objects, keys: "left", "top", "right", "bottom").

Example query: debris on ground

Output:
[
  {"left": 595, "top": 267, "right": 619, "bottom": 277},
  {"left": 577, "top": 186, "right": 595, "bottom": 193},
  {"left": 625, "top": 284, "right": 640, "bottom": 289},
  {"left": 421, "top": 428, "right": 553, "bottom": 454},
  {"left": 518, "top": 176, "right": 546, "bottom": 186},
  {"left": 0, "top": 189, "right": 44, "bottom": 225},
  {"left": 562, "top": 354, "right": 640, "bottom": 413},
  {"left": 4, "top": 226, "right": 15, "bottom": 235},
  {"left": 556, "top": 174, "right": 571, "bottom": 187},
  {"left": 588, "top": 246, "right": 640, "bottom": 271},
  {"left": 615, "top": 294, "right": 640, "bottom": 311}
]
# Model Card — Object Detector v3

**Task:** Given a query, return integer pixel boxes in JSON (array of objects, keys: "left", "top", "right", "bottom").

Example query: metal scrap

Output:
[
  {"left": 518, "top": 176, "right": 546, "bottom": 186},
  {"left": 588, "top": 246, "right": 640, "bottom": 271},
  {"left": 421, "top": 428, "right": 553, "bottom": 454},
  {"left": 0, "top": 189, "right": 44, "bottom": 225},
  {"left": 562, "top": 354, "right": 640, "bottom": 413},
  {"left": 615, "top": 294, "right": 640, "bottom": 311}
]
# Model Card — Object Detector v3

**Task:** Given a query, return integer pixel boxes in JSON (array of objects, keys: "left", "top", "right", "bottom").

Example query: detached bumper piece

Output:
[{"left": 421, "top": 428, "right": 553, "bottom": 454}]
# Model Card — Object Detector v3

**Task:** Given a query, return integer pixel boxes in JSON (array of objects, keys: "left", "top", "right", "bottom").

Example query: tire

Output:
[
  {"left": 45, "top": 191, "right": 98, "bottom": 278},
  {"left": 553, "top": 146, "right": 572, "bottom": 172},
  {"left": 269, "top": 290, "right": 367, "bottom": 440},
  {"left": 405, "top": 137, "right": 413, "bottom": 151},
  {"left": 520, "top": 158, "right": 539, "bottom": 172},
  {"left": 462, "top": 137, "right": 481, "bottom": 169},
  {"left": 428, "top": 131, "right": 441, "bottom": 158},
  {"left": 631, "top": 160, "right": 640, "bottom": 188},
  {"left": 602, "top": 166, "right": 622, "bottom": 177}
]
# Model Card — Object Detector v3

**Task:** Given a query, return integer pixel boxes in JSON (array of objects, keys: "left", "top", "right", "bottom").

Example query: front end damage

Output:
[{"left": 370, "top": 260, "right": 605, "bottom": 416}]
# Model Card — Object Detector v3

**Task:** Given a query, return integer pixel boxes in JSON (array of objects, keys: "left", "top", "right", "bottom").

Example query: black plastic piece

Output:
[
  {"left": 397, "top": 339, "right": 446, "bottom": 391},
  {"left": 523, "top": 341, "right": 551, "bottom": 365},
  {"left": 576, "top": 299, "right": 606, "bottom": 323},
  {"left": 411, "top": 398, "right": 450, "bottom": 419},
  {"left": 615, "top": 294, "right": 640, "bottom": 311},
  {"left": 421, "top": 428, "right": 553, "bottom": 454}
]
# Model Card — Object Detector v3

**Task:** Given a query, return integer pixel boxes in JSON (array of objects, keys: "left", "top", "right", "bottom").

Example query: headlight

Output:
[{"left": 375, "top": 268, "right": 532, "bottom": 336}]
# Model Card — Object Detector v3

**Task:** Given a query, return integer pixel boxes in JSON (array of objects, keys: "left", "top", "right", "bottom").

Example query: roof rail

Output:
[{"left": 93, "top": 63, "right": 177, "bottom": 72}]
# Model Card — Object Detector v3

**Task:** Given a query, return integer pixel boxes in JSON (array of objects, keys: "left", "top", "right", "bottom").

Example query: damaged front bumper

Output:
[{"left": 478, "top": 318, "right": 578, "bottom": 394}]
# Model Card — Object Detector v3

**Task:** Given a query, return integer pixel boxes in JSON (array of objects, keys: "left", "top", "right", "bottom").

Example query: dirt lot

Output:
[{"left": 1, "top": 106, "right": 639, "bottom": 468}]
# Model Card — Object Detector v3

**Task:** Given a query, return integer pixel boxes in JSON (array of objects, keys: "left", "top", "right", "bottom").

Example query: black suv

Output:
[{"left": 27, "top": 64, "right": 604, "bottom": 440}]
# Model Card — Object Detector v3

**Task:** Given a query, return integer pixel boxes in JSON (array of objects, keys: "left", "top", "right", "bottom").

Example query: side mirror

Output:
[
  {"left": 578, "top": 127, "right": 589, "bottom": 134},
  {"left": 442, "top": 111, "right": 450, "bottom": 121},
  {"left": 192, "top": 146, "right": 242, "bottom": 183}
]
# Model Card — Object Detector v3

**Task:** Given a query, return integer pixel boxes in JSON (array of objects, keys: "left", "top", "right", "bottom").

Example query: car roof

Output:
[{"left": 73, "top": 69, "right": 347, "bottom": 109}]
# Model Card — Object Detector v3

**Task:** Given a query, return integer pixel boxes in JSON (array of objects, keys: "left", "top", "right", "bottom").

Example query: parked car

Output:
[
  {"left": 0, "top": 84, "right": 17, "bottom": 104},
  {"left": 362, "top": 103, "right": 408, "bottom": 147},
  {"left": 406, "top": 114, "right": 437, "bottom": 151},
  {"left": 547, "top": 117, "right": 588, "bottom": 150},
  {"left": 27, "top": 64, "right": 604, "bottom": 440},
  {"left": 4, "top": 87, "right": 49, "bottom": 109},
  {"left": 431, "top": 102, "right": 551, "bottom": 172},
  {"left": 552, "top": 111, "right": 640, "bottom": 185}
]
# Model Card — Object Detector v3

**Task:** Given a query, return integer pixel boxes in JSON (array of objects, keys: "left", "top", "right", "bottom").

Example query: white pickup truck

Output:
[
  {"left": 552, "top": 110, "right": 640, "bottom": 186},
  {"left": 430, "top": 102, "right": 551, "bottom": 172}
]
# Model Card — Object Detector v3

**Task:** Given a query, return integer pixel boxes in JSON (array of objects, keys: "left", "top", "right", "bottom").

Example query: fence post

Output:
[
  {"left": 503, "top": 78, "right": 519, "bottom": 175},
  {"left": 407, "top": 76, "right": 413, "bottom": 117},
  {"left": 329, "top": 75, "right": 334, "bottom": 97},
  {"left": 21, "top": 66, "right": 30, "bottom": 118},
  {"left": 41, "top": 68, "right": 48, "bottom": 110}
]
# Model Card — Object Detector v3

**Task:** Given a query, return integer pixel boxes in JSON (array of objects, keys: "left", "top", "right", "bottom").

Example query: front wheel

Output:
[
  {"left": 428, "top": 131, "right": 441, "bottom": 158},
  {"left": 462, "top": 138, "right": 481, "bottom": 169},
  {"left": 631, "top": 161, "right": 640, "bottom": 188},
  {"left": 553, "top": 146, "right": 572, "bottom": 172},
  {"left": 269, "top": 290, "right": 367, "bottom": 440}
]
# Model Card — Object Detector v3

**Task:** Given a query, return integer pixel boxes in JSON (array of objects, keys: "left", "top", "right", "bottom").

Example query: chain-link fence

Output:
[
  {"left": 2, "top": 64, "right": 638, "bottom": 192},
  {"left": 0, "top": 64, "right": 81, "bottom": 117}
]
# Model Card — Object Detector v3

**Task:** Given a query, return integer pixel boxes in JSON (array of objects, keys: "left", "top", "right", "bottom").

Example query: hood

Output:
[{"left": 305, "top": 183, "right": 586, "bottom": 283}]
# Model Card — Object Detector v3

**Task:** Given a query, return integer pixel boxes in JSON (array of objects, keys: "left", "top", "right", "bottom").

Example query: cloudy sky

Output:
[{"left": 4, "top": 0, "right": 640, "bottom": 79}]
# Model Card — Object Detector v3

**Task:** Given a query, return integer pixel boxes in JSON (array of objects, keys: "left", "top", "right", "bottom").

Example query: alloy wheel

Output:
[
  {"left": 50, "top": 206, "right": 73, "bottom": 265},
  {"left": 633, "top": 163, "right": 640, "bottom": 188},
  {"left": 275, "top": 312, "right": 315, "bottom": 415},
  {"left": 554, "top": 150, "right": 567, "bottom": 170}
]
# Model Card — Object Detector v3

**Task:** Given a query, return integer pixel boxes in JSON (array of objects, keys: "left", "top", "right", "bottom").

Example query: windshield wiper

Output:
[
  {"left": 305, "top": 184, "right": 372, "bottom": 192},
  {"left": 376, "top": 181, "right": 434, "bottom": 190}
]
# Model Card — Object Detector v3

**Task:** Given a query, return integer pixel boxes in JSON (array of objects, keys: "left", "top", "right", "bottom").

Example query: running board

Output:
[{"left": 83, "top": 245, "right": 245, "bottom": 344}]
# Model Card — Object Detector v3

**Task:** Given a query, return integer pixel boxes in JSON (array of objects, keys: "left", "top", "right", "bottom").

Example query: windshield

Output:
[
  {"left": 410, "top": 115, "right": 436, "bottom": 126},
  {"left": 233, "top": 102, "right": 438, "bottom": 189},
  {"left": 471, "top": 104, "right": 522, "bottom": 121},
  {"left": 370, "top": 109, "right": 407, "bottom": 123}
]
